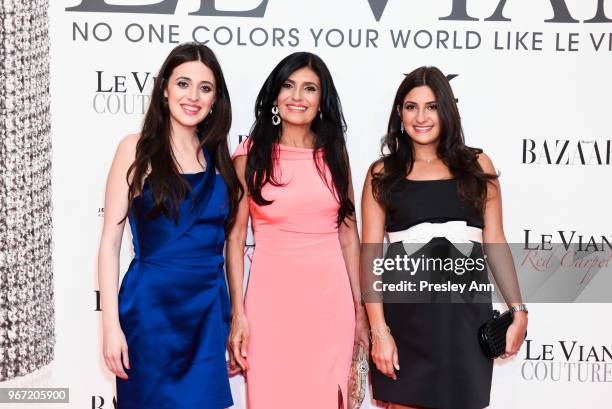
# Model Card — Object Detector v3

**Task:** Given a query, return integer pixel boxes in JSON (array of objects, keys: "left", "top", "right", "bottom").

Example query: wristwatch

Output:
[{"left": 509, "top": 304, "right": 528, "bottom": 314}]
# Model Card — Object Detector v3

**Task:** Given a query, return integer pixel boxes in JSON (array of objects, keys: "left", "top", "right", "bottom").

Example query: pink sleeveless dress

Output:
[{"left": 233, "top": 139, "right": 355, "bottom": 409}]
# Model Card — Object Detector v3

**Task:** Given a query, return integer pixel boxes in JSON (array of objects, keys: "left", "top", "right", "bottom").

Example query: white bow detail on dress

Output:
[{"left": 387, "top": 220, "right": 483, "bottom": 257}]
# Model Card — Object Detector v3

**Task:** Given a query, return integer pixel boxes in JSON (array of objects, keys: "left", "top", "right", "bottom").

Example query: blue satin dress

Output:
[{"left": 117, "top": 147, "right": 233, "bottom": 409}]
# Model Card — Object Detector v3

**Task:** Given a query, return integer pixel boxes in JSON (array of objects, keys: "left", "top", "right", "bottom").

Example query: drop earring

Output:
[
  {"left": 271, "top": 105, "right": 281, "bottom": 126},
  {"left": 319, "top": 110, "right": 323, "bottom": 120},
  {"left": 400, "top": 122, "right": 405, "bottom": 133}
]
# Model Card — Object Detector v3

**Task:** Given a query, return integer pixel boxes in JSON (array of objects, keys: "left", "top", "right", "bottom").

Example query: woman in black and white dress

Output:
[{"left": 361, "top": 66, "right": 528, "bottom": 409}]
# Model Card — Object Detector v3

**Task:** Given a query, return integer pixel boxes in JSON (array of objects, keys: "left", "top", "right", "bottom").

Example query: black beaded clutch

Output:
[{"left": 478, "top": 309, "right": 526, "bottom": 359}]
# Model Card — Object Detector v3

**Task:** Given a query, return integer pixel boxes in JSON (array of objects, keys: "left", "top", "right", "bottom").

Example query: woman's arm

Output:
[
  {"left": 361, "top": 162, "right": 399, "bottom": 379},
  {"left": 479, "top": 153, "right": 528, "bottom": 357},
  {"left": 98, "top": 133, "right": 138, "bottom": 379},
  {"left": 338, "top": 170, "right": 370, "bottom": 350},
  {"left": 226, "top": 154, "right": 250, "bottom": 372}
]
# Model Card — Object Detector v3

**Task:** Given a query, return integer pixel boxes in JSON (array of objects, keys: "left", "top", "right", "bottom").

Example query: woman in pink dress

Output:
[{"left": 226, "top": 52, "right": 370, "bottom": 408}]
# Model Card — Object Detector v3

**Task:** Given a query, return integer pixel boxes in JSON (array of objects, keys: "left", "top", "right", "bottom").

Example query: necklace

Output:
[{"left": 415, "top": 157, "right": 438, "bottom": 164}]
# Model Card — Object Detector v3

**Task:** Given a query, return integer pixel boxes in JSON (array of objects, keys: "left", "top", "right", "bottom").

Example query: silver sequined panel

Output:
[{"left": 0, "top": 0, "right": 54, "bottom": 381}]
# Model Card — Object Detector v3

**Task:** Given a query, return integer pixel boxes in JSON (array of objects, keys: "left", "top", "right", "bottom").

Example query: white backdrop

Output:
[{"left": 30, "top": 0, "right": 612, "bottom": 407}]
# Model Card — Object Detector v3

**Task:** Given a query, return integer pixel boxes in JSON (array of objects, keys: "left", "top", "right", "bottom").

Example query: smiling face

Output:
[
  {"left": 164, "top": 60, "right": 216, "bottom": 129},
  {"left": 399, "top": 85, "right": 441, "bottom": 146},
  {"left": 275, "top": 66, "right": 321, "bottom": 127}
]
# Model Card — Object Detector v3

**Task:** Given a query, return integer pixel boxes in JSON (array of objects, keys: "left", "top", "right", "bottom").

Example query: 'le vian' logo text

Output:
[{"left": 66, "top": 0, "right": 612, "bottom": 23}]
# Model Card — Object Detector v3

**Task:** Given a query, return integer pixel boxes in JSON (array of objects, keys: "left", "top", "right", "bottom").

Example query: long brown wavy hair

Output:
[
  {"left": 124, "top": 43, "right": 243, "bottom": 231},
  {"left": 372, "top": 66, "right": 497, "bottom": 213}
]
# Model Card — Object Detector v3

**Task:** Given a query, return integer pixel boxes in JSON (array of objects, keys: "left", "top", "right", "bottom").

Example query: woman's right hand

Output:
[
  {"left": 229, "top": 313, "right": 250, "bottom": 372},
  {"left": 370, "top": 325, "right": 399, "bottom": 380},
  {"left": 103, "top": 324, "right": 130, "bottom": 380}
]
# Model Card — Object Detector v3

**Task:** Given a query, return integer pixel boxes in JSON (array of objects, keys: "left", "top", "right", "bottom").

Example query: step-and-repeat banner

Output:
[{"left": 9, "top": 0, "right": 612, "bottom": 407}]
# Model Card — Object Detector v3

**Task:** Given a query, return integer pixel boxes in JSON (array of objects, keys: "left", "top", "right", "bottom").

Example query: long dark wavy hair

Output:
[
  {"left": 246, "top": 52, "right": 354, "bottom": 226},
  {"left": 372, "top": 66, "right": 497, "bottom": 213},
  {"left": 125, "top": 43, "right": 243, "bottom": 231}
]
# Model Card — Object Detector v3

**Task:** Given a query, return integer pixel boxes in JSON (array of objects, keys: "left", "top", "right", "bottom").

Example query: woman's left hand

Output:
[
  {"left": 354, "top": 305, "right": 371, "bottom": 349},
  {"left": 227, "top": 345, "right": 242, "bottom": 377},
  {"left": 502, "top": 311, "right": 528, "bottom": 359}
]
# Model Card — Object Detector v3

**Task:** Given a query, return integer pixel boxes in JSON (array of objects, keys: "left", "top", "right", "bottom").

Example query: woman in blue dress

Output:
[{"left": 97, "top": 43, "right": 242, "bottom": 408}]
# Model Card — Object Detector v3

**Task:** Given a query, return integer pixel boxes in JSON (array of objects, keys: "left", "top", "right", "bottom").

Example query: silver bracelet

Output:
[
  {"left": 370, "top": 325, "right": 391, "bottom": 342},
  {"left": 510, "top": 304, "right": 528, "bottom": 314}
]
